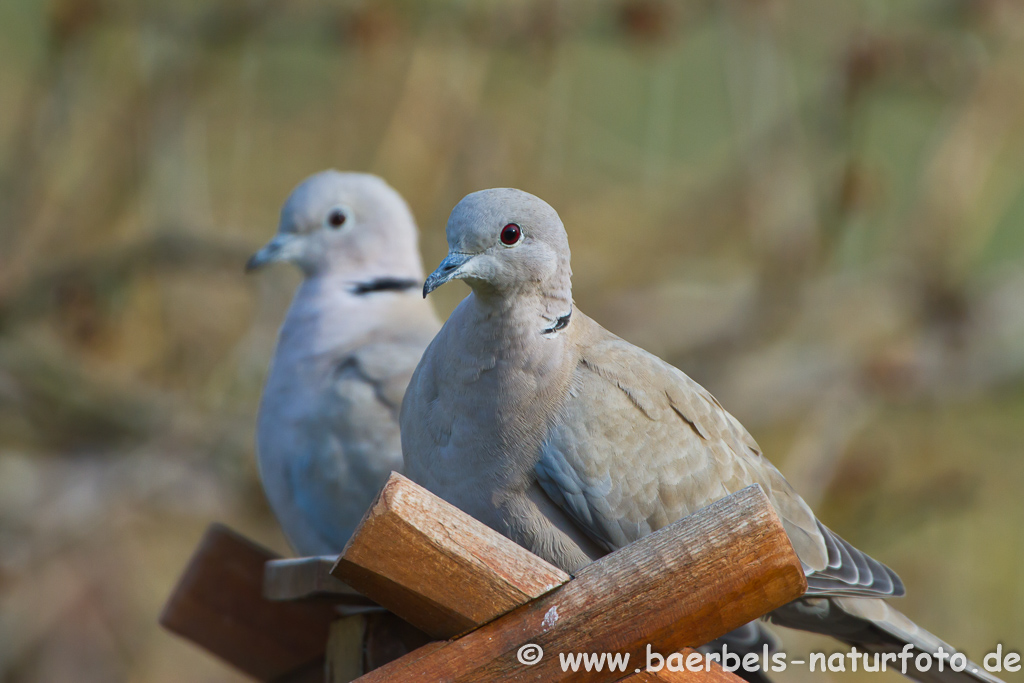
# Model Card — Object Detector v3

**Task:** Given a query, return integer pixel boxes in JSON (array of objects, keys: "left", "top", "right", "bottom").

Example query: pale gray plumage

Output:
[
  {"left": 249, "top": 171, "right": 439, "bottom": 556},
  {"left": 402, "top": 188, "right": 1002, "bottom": 683}
]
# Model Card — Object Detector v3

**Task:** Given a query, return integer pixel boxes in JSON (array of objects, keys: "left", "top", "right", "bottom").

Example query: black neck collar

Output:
[
  {"left": 350, "top": 277, "right": 421, "bottom": 295},
  {"left": 542, "top": 308, "right": 572, "bottom": 335}
]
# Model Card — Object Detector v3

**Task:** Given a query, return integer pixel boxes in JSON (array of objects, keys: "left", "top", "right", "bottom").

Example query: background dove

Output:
[
  {"left": 247, "top": 171, "right": 439, "bottom": 556},
  {"left": 402, "top": 188, "right": 1002, "bottom": 683}
]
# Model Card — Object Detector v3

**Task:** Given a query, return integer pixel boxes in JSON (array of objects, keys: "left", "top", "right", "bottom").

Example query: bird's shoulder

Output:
[
  {"left": 326, "top": 317, "right": 435, "bottom": 415},
  {"left": 568, "top": 311, "right": 763, "bottom": 459}
]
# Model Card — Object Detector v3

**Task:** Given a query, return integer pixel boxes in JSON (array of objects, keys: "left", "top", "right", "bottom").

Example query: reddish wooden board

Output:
[{"left": 160, "top": 524, "right": 336, "bottom": 682}]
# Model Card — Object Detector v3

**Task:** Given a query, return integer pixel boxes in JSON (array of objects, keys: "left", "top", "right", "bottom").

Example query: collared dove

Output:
[
  {"left": 247, "top": 171, "right": 439, "bottom": 556},
  {"left": 402, "top": 188, "right": 1002, "bottom": 683}
]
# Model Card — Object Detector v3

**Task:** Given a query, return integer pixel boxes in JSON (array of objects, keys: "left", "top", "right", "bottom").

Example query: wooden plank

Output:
[
  {"left": 325, "top": 617, "right": 365, "bottom": 683},
  {"left": 323, "top": 610, "right": 440, "bottom": 679},
  {"left": 361, "top": 611, "right": 435, "bottom": 671},
  {"left": 159, "top": 524, "right": 336, "bottom": 682},
  {"left": 331, "top": 472, "right": 571, "bottom": 639},
  {"left": 325, "top": 613, "right": 437, "bottom": 682},
  {"left": 264, "top": 556, "right": 374, "bottom": 606},
  {"left": 351, "top": 484, "right": 806, "bottom": 682}
]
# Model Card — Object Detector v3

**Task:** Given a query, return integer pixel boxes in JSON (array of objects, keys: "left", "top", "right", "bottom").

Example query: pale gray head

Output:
[
  {"left": 246, "top": 171, "right": 424, "bottom": 281},
  {"left": 423, "top": 188, "right": 572, "bottom": 306}
]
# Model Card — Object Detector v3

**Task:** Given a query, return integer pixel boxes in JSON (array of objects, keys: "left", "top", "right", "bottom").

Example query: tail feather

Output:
[
  {"left": 768, "top": 598, "right": 1004, "bottom": 683},
  {"left": 805, "top": 522, "right": 904, "bottom": 597}
]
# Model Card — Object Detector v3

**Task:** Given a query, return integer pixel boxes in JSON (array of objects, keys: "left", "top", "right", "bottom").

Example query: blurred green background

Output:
[{"left": 1, "top": 0, "right": 1022, "bottom": 681}]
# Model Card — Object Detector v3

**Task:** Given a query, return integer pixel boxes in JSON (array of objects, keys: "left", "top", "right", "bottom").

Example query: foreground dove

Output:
[
  {"left": 402, "top": 188, "right": 1002, "bottom": 683},
  {"left": 247, "top": 171, "right": 439, "bottom": 556}
]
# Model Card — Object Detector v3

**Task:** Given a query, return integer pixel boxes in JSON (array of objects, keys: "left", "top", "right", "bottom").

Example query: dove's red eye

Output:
[{"left": 500, "top": 223, "right": 521, "bottom": 245}]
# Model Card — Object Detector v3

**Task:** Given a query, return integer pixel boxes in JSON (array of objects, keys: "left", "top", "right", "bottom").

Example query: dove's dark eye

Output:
[
  {"left": 500, "top": 223, "right": 521, "bottom": 245},
  {"left": 326, "top": 208, "right": 348, "bottom": 229}
]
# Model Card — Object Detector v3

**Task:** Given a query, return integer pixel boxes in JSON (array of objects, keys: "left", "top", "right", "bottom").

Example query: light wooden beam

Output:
[{"left": 331, "top": 473, "right": 571, "bottom": 639}]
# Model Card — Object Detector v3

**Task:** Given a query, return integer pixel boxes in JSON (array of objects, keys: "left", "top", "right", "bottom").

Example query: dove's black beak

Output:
[
  {"left": 245, "top": 233, "right": 301, "bottom": 273},
  {"left": 244, "top": 251, "right": 268, "bottom": 273},
  {"left": 423, "top": 252, "right": 473, "bottom": 297}
]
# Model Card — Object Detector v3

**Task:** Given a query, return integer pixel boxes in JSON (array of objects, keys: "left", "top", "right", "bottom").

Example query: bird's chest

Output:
[
  {"left": 449, "top": 330, "right": 565, "bottom": 428},
  {"left": 425, "top": 339, "right": 568, "bottom": 496},
  {"left": 259, "top": 349, "right": 340, "bottom": 449}
]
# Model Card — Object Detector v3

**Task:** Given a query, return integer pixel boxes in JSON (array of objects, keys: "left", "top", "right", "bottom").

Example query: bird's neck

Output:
[
  {"left": 448, "top": 291, "right": 577, "bottom": 477},
  {"left": 468, "top": 282, "right": 574, "bottom": 337},
  {"left": 277, "top": 272, "right": 423, "bottom": 359}
]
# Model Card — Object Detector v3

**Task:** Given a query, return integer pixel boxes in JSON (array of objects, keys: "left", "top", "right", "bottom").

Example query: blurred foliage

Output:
[{"left": 0, "top": 0, "right": 1022, "bottom": 681}]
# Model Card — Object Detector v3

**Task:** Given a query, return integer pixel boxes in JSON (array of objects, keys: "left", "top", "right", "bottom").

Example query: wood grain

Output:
[
  {"left": 352, "top": 485, "right": 806, "bottom": 682},
  {"left": 331, "top": 472, "right": 571, "bottom": 639},
  {"left": 159, "top": 524, "right": 336, "bottom": 682}
]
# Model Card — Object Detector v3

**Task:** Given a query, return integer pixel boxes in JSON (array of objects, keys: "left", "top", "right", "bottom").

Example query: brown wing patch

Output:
[
  {"left": 669, "top": 401, "right": 708, "bottom": 441},
  {"left": 579, "top": 357, "right": 659, "bottom": 421}
]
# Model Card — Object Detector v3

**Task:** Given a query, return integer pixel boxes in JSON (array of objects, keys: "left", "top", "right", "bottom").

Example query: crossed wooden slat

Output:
[{"left": 162, "top": 473, "right": 807, "bottom": 682}]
